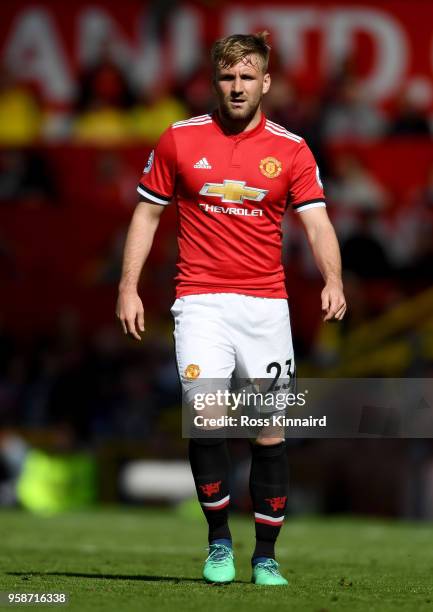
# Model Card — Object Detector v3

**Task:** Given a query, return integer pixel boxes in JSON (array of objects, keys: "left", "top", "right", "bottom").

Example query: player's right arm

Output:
[
  {"left": 116, "top": 201, "right": 165, "bottom": 340},
  {"left": 116, "top": 127, "right": 177, "bottom": 340}
]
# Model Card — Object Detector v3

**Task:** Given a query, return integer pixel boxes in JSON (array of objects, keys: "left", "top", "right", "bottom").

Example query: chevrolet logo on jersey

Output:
[{"left": 199, "top": 180, "right": 268, "bottom": 204}]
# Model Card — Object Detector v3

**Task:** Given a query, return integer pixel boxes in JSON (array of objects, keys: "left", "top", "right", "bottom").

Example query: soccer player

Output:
[{"left": 116, "top": 32, "right": 346, "bottom": 586}]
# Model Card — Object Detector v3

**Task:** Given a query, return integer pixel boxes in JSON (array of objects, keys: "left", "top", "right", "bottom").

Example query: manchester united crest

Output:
[
  {"left": 184, "top": 364, "right": 201, "bottom": 379},
  {"left": 260, "top": 157, "right": 282, "bottom": 179}
]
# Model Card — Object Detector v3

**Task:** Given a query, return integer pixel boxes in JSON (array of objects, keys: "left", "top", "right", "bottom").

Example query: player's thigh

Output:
[
  {"left": 234, "top": 298, "right": 294, "bottom": 442},
  {"left": 171, "top": 295, "right": 235, "bottom": 405},
  {"left": 234, "top": 297, "right": 295, "bottom": 384}
]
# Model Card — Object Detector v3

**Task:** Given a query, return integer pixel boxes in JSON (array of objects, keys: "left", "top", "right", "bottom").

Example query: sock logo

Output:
[
  {"left": 200, "top": 480, "right": 222, "bottom": 497},
  {"left": 265, "top": 496, "right": 287, "bottom": 512}
]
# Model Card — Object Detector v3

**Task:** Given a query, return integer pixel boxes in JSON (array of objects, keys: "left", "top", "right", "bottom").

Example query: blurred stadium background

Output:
[{"left": 0, "top": 0, "right": 433, "bottom": 534}]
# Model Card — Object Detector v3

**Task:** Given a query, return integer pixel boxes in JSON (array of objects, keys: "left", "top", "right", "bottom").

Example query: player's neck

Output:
[{"left": 217, "top": 107, "right": 263, "bottom": 135}]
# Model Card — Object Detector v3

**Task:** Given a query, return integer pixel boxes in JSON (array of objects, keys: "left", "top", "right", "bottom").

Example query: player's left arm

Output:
[{"left": 298, "top": 206, "right": 346, "bottom": 321}]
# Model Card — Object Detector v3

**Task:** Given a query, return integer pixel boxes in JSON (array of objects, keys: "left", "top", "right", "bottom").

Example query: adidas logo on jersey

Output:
[{"left": 194, "top": 157, "right": 212, "bottom": 169}]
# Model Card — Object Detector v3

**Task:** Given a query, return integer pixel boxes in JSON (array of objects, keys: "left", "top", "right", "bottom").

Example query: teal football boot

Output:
[
  {"left": 251, "top": 558, "right": 288, "bottom": 586},
  {"left": 203, "top": 543, "right": 235, "bottom": 584}
]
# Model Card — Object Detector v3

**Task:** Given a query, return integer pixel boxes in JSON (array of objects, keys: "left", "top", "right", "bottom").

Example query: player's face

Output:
[{"left": 214, "top": 55, "right": 271, "bottom": 122}]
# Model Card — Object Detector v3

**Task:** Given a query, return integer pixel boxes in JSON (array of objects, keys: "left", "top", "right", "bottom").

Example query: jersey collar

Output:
[{"left": 212, "top": 110, "right": 266, "bottom": 141}]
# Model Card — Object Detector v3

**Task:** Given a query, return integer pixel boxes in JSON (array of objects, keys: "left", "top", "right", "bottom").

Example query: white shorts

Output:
[{"left": 171, "top": 293, "right": 295, "bottom": 398}]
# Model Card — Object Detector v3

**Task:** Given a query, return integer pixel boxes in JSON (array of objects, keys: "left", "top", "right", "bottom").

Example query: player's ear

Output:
[{"left": 262, "top": 73, "right": 271, "bottom": 95}]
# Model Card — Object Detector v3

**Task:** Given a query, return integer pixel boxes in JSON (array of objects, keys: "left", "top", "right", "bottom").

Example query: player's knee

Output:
[
  {"left": 255, "top": 436, "right": 284, "bottom": 446},
  {"left": 252, "top": 437, "right": 286, "bottom": 449}
]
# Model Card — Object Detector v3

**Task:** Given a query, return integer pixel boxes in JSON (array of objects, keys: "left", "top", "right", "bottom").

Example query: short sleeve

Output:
[
  {"left": 137, "top": 127, "right": 177, "bottom": 205},
  {"left": 288, "top": 141, "right": 326, "bottom": 214}
]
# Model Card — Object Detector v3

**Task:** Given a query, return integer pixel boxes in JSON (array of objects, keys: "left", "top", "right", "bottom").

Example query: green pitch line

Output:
[{"left": 1, "top": 507, "right": 433, "bottom": 612}]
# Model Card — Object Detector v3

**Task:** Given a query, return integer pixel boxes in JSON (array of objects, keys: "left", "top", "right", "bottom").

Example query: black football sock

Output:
[
  {"left": 249, "top": 441, "right": 289, "bottom": 562},
  {"left": 189, "top": 437, "right": 231, "bottom": 544}
]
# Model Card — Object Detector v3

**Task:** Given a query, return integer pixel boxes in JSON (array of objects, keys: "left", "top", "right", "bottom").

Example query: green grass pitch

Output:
[{"left": 1, "top": 507, "right": 433, "bottom": 611}]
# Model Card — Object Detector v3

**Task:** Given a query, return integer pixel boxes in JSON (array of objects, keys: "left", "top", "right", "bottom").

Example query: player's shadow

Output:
[
  {"left": 7, "top": 571, "right": 247, "bottom": 584},
  {"left": 7, "top": 571, "right": 201, "bottom": 583}
]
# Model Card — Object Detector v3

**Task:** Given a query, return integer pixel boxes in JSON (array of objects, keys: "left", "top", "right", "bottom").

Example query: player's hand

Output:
[
  {"left": 116, "top": 290, "right": 145, "bottom": 340},
  {"left": 321, "top": 281, "right": 346, "bottom": 322}
]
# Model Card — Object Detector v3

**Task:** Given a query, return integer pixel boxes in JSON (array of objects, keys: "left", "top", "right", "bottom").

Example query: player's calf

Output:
[{"left": 249, "top": 440, "right": 289, "bottom": 584}]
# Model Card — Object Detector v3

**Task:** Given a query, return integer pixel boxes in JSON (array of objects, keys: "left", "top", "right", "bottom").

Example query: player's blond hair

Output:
[{"left": 211, "top": 32, "right": 271, "bottom": 74}]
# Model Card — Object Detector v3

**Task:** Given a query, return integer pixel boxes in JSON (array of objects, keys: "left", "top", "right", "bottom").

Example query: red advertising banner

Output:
[{"left": 0, "top": 1, "right": 433, "bottom": 109}]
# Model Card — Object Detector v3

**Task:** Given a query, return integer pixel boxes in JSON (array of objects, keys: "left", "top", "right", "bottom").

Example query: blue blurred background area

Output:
[{"left": 0, "top": 0, "right": 432, "bottom": 518}]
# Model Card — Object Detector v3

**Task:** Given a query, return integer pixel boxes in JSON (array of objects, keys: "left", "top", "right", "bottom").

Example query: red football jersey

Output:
[{"left": 137, "top": 112, "right": 325, "bottom": 298}]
